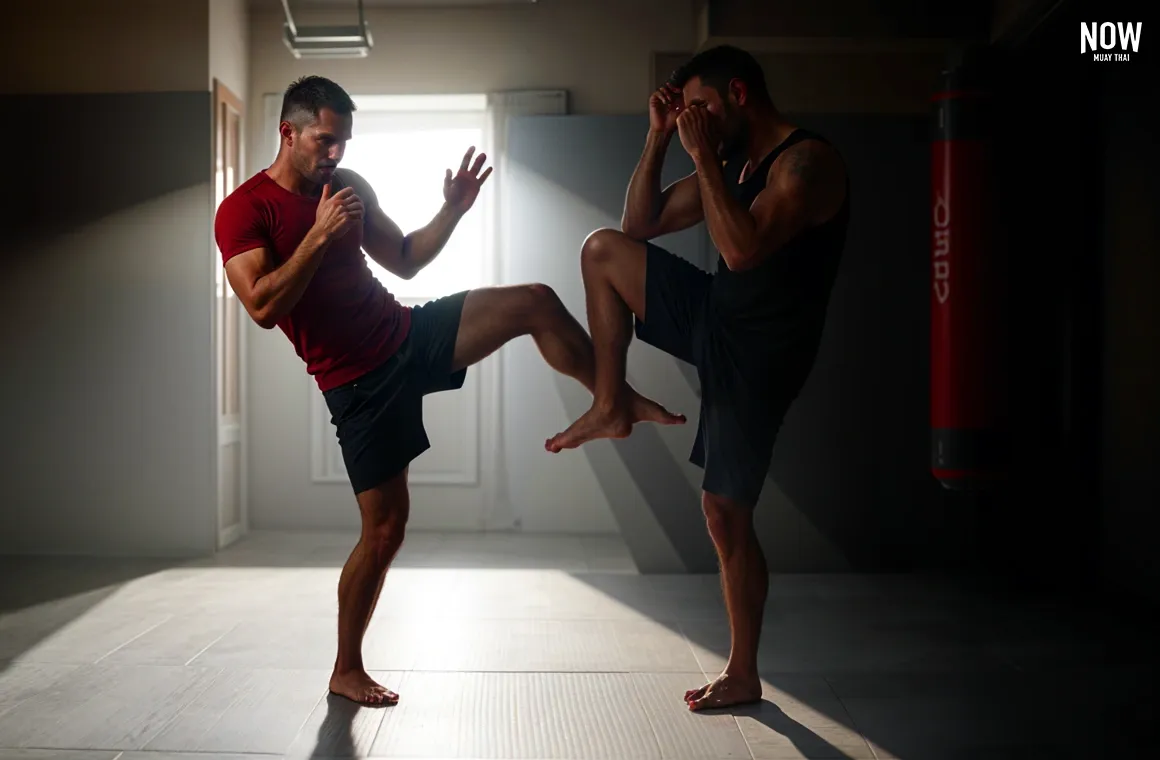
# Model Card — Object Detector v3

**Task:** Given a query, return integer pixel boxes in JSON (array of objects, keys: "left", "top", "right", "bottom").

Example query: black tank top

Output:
[{"left": 708, "top": 128, "right": 850, "bottom": 392}]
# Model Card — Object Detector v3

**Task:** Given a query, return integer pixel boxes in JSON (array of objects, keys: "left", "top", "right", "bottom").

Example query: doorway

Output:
[{"left": 214, "top": 79, "right": 247, "bottom": 548}]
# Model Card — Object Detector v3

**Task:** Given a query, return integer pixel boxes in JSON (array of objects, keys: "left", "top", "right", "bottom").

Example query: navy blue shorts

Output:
[
  {"left": 322, "top": 290, "right": 468, "bottom": 495},
  {"left": 633, "top": 244, "right": 792, "bottom": 507}
]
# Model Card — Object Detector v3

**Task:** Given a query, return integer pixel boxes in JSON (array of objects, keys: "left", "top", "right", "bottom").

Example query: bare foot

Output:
[
  {"left": 630, "top": 391, "right": 686, "bottom": 428},
  {"left": 329, "top": 669, "right": 399, "bottom": 706},
  {"left": 545, "top": 391, "right": 684, "bottom": 452},
  {"left": 685, "top": 672, "right": 762, "bottom": 711}
]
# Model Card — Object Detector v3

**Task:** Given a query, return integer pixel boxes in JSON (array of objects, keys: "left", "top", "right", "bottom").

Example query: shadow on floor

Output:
[
  {"left": 0, "top": 556, "right": 179, "bottom": 671},
  {"left": 5, "top": 534, "right": 1158, "bottom": 759}
]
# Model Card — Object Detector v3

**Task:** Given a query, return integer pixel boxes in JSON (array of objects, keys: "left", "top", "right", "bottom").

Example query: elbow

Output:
[
  {"left": 719, "top": 245, "right": 758, "bottom": 272},
  {"left": 620, "top": 219, "right": 651, "bottom": 241},
  {"left": 251, "top": 303, "right": 280, "bottom": 330}
]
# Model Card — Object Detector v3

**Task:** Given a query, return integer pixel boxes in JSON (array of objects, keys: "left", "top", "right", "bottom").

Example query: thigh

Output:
[
  {"left": 634, "top": 243, "right": 713, "bottom": 366},
  {"left": 449, "top": 283, "right": 550, "bottom": 372},
  {"left": 324, "top": 359, "right": 432, "bottom": 495},
  {"left": 406, "top": 289, "right": 470, "bottom": 395},
  {"left": 693, "top": 380, "right": 791, "bottom": 507}
]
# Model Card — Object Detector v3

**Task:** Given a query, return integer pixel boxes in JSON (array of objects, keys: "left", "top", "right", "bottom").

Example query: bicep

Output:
[
  {"left": 654, "top": 173, "right": 705, "bottom": 235},
  {"left": 338, "top": 168, "right": 405, "bottom": 262},
  {"left": 223, "top": 247, "right": 276, "bottom": 316},
  {"left": 364, "top": 205, "right": 405, "bottom": 257},
  {"left": 750, "top": 143, "right": 845, "bottom": 252}
]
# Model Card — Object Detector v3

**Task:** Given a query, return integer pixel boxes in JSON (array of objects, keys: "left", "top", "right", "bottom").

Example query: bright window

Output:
[{"left": 342, "top": 95, "right": 490, "bottom": 300}]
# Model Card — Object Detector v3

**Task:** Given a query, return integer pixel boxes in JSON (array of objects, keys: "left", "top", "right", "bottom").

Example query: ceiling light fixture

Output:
[{"left": 281, "top": 0, "right": 373, "bottom": 59}]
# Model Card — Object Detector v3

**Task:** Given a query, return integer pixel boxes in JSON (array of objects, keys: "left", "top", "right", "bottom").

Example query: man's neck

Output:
[
  {"left": 265, "top": 153, "right": 320, "bottom": 197},
  {"left": 744, "top": 110, "right": 797, "bottom": 168}
]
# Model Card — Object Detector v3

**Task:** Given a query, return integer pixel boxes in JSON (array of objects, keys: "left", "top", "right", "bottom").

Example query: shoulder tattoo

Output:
[{"left": 785, "top": 142, "right": 820, "bottom": 181}]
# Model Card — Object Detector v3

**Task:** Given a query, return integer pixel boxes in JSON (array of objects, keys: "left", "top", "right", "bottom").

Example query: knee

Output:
[
  {"left": 517, "top": 282, "right": 566, "bottom": 324},
  {"left": 362, "top": 503, "right": 409, "bottom": 565},
  {"left": 581, "top": 227, "right": 630, "bottom": 271},
  {"left": 702, "top": 493, "right": 751, "bottom": 549}
]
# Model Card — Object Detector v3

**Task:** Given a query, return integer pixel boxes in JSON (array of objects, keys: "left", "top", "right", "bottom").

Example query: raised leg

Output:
[
  {"left": 547, "top": 228, "right": 682, "bottom": 451},
  {"left": 685, "top": 491, "right": 767, "bottom": 711},
  {"left": 330, "top": 468, "right": 409, "bottom": 706},
  {"left": 449, "top": 276, "right": 683, "bottom": 442}
]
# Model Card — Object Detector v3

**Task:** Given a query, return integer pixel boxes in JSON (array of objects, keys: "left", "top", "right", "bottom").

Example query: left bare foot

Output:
[
  {"left": 685, "top": 672, "right": 762, "bottom": 711},
  {"left": 545, "top": 391, "right": 684, "bottom": 452}
]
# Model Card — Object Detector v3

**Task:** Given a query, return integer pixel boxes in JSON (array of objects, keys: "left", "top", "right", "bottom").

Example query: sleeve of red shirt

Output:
[{"left": 214, "top": 193, "right": 268, "bottom": 265}]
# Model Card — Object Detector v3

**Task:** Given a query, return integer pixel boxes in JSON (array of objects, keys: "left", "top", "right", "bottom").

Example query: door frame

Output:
[{"left": 213, "top": 78, "right": 248, "bottom": 549}]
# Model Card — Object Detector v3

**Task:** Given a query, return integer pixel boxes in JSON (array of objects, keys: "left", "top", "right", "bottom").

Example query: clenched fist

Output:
[{"left": 314, "top": 183, "right": 364, "bottom": 241}]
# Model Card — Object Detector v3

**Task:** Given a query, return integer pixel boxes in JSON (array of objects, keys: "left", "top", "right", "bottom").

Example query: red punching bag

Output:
[{"left": 930, "top": 52, "right": 1006, "bottom": 491}]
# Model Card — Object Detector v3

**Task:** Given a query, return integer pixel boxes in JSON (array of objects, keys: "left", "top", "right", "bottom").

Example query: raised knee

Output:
[
  {"left": 524, "top": 282, "right": 558, "bottom": 304},
  {"left": 581, "top": 227, "right": 629, "bottom": 269},
  {"left": 520, "top": 282, "right": 564, "bottom": 320}
]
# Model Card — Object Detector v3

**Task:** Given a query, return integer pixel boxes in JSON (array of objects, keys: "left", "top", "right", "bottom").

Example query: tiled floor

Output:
[{"left": 0, "top": 531, "right": 1156, "bottom": 759}]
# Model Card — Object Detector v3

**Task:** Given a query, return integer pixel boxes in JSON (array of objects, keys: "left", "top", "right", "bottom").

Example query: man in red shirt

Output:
[{"left": 215, "top": 76, "right": 683, "bottom": 705}]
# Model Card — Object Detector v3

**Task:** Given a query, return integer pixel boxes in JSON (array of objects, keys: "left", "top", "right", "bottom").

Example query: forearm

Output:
[
  {"left": 694, "top": 156, "right": 759, "bottom": 270},
  {"left": 622, "top": 130, "right": 671, "bottom": 236},
  {"left": 253, "top": 227, "right": 331, "bottom": 324},
  {"left": 398, "top": 202, "right": 463, "bottom": 277}
]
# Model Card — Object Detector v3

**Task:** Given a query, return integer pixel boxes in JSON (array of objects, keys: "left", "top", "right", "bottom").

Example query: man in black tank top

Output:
[{"left": 545, "top": 46, "right": 850, "bottom": 710}]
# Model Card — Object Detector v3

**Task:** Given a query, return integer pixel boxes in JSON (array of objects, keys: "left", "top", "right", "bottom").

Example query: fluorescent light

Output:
[{"left": 281, "top": 0, "right": 373, "bottom": 59}]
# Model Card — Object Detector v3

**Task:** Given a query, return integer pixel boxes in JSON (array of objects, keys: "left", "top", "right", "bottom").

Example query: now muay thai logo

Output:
[
  {"left": 1080, "top": 21, "right": 1142, "bottom": 61},
  {"left": 932, "top": 194, "right": 950, "bottom": 305}
]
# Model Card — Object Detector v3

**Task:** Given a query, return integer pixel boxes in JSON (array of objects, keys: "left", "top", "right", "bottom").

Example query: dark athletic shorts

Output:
[
  {"left": 634, "top": 243, "right": 792, "bottom": 507},
  {"left": 322, "top": 290, "right": 469, "bottom": 495}
]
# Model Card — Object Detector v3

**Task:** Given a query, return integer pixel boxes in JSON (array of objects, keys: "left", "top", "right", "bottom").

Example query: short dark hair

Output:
[
  {"left": 668, "top": 45, "right": 772, "bottom": 105},
  {"left": 280, "top": 75, "right": 356, "bottom": 130}
]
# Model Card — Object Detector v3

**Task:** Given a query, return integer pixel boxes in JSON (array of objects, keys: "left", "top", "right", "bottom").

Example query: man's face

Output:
[
  {"left": 680, "top": 76, "right": 747, "bottom": 159},
  {"left": 282, "top": 107, "right": 352, "bottom": 185}
]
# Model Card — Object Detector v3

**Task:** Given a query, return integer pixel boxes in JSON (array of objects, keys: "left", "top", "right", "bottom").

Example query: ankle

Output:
[
  {"left": 332, "top": 661, "right": 366, "bottom": 677},
  {"left": 592, "top": 394, "right": 622, "bottom": 414},
  {"left": 722, "top": 662, "right": 759, "bottom": 681}
]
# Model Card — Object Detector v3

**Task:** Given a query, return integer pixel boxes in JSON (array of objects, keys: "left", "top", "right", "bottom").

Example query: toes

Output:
[
  {"left": 684, "top": 684, "right": 709, "bottom": 703},
  {"left": 687, "top": 686, "right": 723, "bottom": 711}
]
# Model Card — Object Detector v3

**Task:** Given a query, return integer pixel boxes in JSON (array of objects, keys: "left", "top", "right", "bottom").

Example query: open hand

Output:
[
  {"left": 676, "top": 104, "right": 719, "bottom": 163},
  {"left": 444, "top": 146, "right": 493, "bottom": 213}
]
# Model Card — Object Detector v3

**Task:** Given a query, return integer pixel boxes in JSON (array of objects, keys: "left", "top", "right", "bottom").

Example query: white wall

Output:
[
  {"left": 211, "top": 0, "right": 251, "bottom": 101},
  {"left": 0, "top": 1, "right": 220, "bottom": 557},
  {"left": 242, "top": 0, "right": 697, "bottom": 533}
]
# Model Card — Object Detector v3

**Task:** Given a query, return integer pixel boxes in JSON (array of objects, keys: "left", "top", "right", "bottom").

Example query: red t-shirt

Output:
[{"left": 214, "top": 170, "right": 411, "bottom": 392}]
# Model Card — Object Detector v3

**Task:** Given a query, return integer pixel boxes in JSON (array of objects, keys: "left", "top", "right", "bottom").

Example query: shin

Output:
[
  {"left": 702, "top": 491, "right": 767, "bottom": 678},
  {"left": 335, "top": 471, "right": 409, "bottom": 675}
]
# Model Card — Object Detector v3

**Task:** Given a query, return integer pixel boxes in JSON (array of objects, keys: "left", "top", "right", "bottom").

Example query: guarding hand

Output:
[
  {"left": 444, "top": 146, "right": 493, "bottom": 213},
  {"left": 314, "top": 183, "right": 364, "bottom": 240},
  {"left": 649, "top": 83, "right": 683, "bottom": 135},
  {"left": 676, "top": 104, "right": 719, "bottom": 163}
]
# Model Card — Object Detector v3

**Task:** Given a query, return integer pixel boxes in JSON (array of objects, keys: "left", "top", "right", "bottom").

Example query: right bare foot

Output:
[
  {"left": 545, "top": 391, "right": 683, "bottom": 452},
  {"left": 685, "top": 672, "right": 762, "bottom": 711},
  {"left": 329, "top": 669, "right": 399, "bottom": 706}
]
